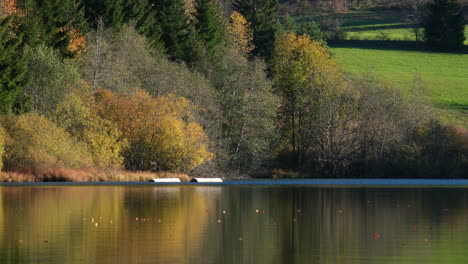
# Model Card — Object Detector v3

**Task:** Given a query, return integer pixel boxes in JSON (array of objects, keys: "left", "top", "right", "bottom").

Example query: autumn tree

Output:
[
  {"left": 1, "top": 112, "right": 92, "bottom": 171},
  {"left": 0, "top": 0, "right": 18, "bottom": 18},
  {"left": 53, "top": 91, "right": 124, "bottom": 167},
  {"left": 232, "top": 0, "right": 278, "bottom": 60},
  {"left": 96, "top": 89, "right": 213, "bottom": 172},
  {"left": 227, "top": 11, "right": 254, "bottom": 57},
  {"left": 0, "top": 16, "right": 27, "bottom": 114},
  {"left": 273, "top": 33, "right": 350, "bottom": 170}
]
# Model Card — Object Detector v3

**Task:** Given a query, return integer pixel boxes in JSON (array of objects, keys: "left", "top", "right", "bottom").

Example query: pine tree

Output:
[
  {"left": 123, "top": 0, "right": 162, "bottom": 49},
  {"left": 232, "top": 0, "right": 278, "bottom": 60},
  {"left": 0, "top": 17, "right": 27, "bottom": 113},
  {"left": 82, "top": 0, "right": 125, "bottom": 30},
  {"left": 17, "top": 0, "right": 86, "bottom": 58},
  {"left": 194, "top": 0, "right": 225, "bottom": 58},
  {"left": 422, "top": 0, "right": 466, "bottom": 51},
  {"left": 150, "top": 0, "right": 192, "bottom": 61}
]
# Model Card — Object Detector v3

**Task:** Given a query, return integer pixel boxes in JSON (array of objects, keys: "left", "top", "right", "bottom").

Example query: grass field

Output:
[
  {"left": 290, "top": 5, "right": 468, "bottom": 127},
  {"left": 330, "top": 47, "right": 468, "bottom": 128},
  {"left": 293, "top": 6, "right": 468, "bottom": 43},
  {"left": 345, "top": 24, "right": 468, "bottom": 44}
]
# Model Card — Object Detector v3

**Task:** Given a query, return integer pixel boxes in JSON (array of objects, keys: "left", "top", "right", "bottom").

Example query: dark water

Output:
[{"left": 0, "top": 185, "right": 468, "bottom": 263}]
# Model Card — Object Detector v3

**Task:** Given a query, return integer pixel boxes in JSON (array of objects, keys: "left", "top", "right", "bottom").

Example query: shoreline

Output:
[
  {"left": 3, "top": 179, "right": 468, "bottom": 187},
  {"left": 0, "top": 168, "right": 191, "bottom": 183}
]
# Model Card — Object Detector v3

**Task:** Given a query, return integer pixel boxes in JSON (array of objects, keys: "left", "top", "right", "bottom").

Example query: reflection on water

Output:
[{"left": 0, "top": 186, "right": 468, "bottom": 263}]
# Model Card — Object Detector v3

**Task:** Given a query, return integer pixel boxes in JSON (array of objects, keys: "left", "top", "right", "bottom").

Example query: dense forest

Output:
[{"left": 0, "top": 0, "right": 466, "bottom": 180}]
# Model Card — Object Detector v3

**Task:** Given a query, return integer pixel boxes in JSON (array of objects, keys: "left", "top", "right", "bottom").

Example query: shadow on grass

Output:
[
  {"left": 344, "top": 23, "right": 415, "bottom": 31},
  {"left": 436, "top": 102, "right": 468, "bottom": 112},
  {"left": 328, "top": 40, "right": 468, "bottom": 54}
]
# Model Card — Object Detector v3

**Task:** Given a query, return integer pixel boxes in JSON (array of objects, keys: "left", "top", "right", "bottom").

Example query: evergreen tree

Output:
[
  {"left": 422, "top": 0, "right": 466, "bottom": 51},
  {"left": 124, "top": 0, "right": 162, "bottom": 49},
  {"left": 150, "top": 0, "right": 192, "bottom": 61},
  {"left": 17, "top": 0, "right": 86, "bottom": 58},
  {"left": 0, "top": 17, "right": 27, "bottom": 113},
  {"left": 194, "top": 0, "right": 225, "bottom": 58},
  {"left": 81, "top": 0, "right": 125, "bottom": 30},
  {"left": 232, "top": 0, "right": 278, "bottom": 60}
]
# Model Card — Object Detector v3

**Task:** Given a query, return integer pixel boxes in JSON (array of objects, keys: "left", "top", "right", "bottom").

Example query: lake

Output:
[{"left": 1, "top": 183, "right": 468, "bottom": 263}]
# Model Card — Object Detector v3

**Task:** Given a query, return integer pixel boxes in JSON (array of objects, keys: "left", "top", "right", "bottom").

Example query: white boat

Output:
[
  {"left": 149, "top": 178, "right": 181, "bottom": 183},
  {"left": 190, "top": 178, "right": 223, "bottom": 183}
]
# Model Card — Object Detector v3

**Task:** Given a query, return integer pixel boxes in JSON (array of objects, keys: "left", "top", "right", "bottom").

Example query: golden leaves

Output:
[
  {"left": 227, "top": 11, "right": 254, "bottom": 57},
  {"left": 0, "top": 0, "right": 18, "bottom": 17},
  {"left": 273, "top": 33, "right": 343, "bottom": 94},
  {"left": 96, "top": 89, "right": 213, "bottom": 172}
]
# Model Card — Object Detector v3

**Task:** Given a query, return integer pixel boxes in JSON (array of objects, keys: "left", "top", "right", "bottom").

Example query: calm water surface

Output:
[{"left": 0, "top": 185, "right": 468, "bottom": 263}]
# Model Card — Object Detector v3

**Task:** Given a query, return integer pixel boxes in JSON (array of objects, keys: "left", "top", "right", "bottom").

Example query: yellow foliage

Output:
[
  {"left": 273, "top": 33, "right": 343, "bottom": 95},
  {"left": 54, "top": 91, "right": 124, "bottom": 168},
  {"left": 96, "top": 89, "right": 213, "bottom": 172},
  {"left": 1, "top": 113, "right": 92, "bottom": 170},
  {"left": 227, "top": 11, "right": 254, "bottom": 57},
  {"left": 0, "top": 0, "right": 18, "bottom": 17}
]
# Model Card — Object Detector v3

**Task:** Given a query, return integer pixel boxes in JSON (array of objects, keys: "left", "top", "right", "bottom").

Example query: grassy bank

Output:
[
  {"left": 0, "top": 168, "right": 191, "bottom": 183},
  {"left": 330, "top": 47, "right": 468, "bottom": 128}
]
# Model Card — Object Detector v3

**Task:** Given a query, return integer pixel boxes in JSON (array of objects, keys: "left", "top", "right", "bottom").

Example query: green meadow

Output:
[
  {"left": 344, "top": 24, "right": 468, "bottom": 43},
  {"left": 330, "top": 47, "right": 468, "bottom": 128}
]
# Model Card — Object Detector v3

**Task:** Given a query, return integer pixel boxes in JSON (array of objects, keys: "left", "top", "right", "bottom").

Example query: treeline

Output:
[{"left": 0, "top": 0, "right": 466, "bottom": 179}]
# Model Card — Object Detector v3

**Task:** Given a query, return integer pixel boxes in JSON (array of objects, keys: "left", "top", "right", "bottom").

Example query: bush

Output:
[
  {"left": 53, "top": 91, "right": 125, "bottom": 168},
  {"left": 96, "top": 89, "right": 213, "bottom": 172},
  {"left": 2, "top": 112, "right": 92, "bottom": 171}
]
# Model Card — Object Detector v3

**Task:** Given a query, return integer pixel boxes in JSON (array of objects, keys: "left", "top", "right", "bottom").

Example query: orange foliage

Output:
[
  {"left": 67, "top": 28, "right": 87, "bottom": 58},
  {"left": 59, "top": 27, "right": 87, "bottom": 58},
  {"left": 227, "top": 11, "right": 254, "bottom": 57},
  {"left": 96, "top": 89, "right": 213, "bottom": 172},
  {"left": 0, "top": 0, "right": 18, "bottom": 17}
]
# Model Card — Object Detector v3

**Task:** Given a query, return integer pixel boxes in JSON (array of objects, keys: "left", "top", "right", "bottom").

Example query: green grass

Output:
[
  {"left": 345, "top": 25, "right": 468, "bottom": 44},
  {"left": 293, "top": 6, "right": 468, "bottom": 43},
  {"left": 330, "top": 47, "right": 468, "bottom": 128}
]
